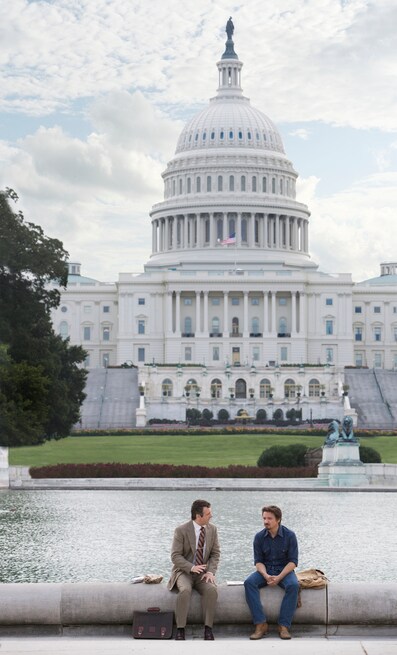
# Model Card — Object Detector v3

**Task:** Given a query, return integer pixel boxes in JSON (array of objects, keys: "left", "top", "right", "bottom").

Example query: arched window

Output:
[
  {"left": 179, "top": 179, "right": 182, "bottom": 194},
  {"left": 255, "top": 219, "right": 259, "bottom": 243},
  {"left": 284, "top": 378, "right": 296, "bottom": 398},
  {"left": 279, "top": 317, "right": 287, "bottom": 335},
  {"left": 187, "top": 177, "right": 191, "bottom": 193},
  {"left": 309, "top": 379, "right": 320, "bottom": 397},
  {"left": 185, "top": 378, "right": 198, "bottom": 395},
  {"left": 252, "top": 176, "right": 257, "bottom": 192},
  {"left": 241, "top": 218, "right": 247, "bottom": 242},
  {"left": 241, "top": 175, "right": 246, "bottom": 191},
  {"left": 162, "top": 378, "right": 173, "bottom": 397},
  {"left": 229, "top": 175, "right": 234, "bottom": 191},
  {"left": 272, "top": 177, "right": 276, "bottom": 193},
  {"left": 211, "top": 378, "right": 222, "bottom": 398},
  {"left": 184, "top": 316, "right": 192, "bottom": 334},
  {"left": 196, "top": 176, "right": 201, "bottom": 193},
  {"left": 229, "top": 217, "right": 235, "bottom": 236},
  {"left": 211, "top": 316, "right": 220, "bottom": 335},
  {"left": 235, "top": 378, "right": 247, "bottom": 399},
  {"left": 172, "top": 180, "right": 176, "bottom": 195},
  {"left": 207, "top": 175, "right": 212, "bottom": 192},
  {"left": 59, "top": 321, "right": 68, "bottom": 339},
  {"left": 205, "top": 219, "right": 210, "bottom": 242},
  {"left": 260, "top": 378, "right": 271, "bottom": 398},
  {"left": 280, "top": 179, "right": 283, "bottom": 194},
  {"left": 232, "top": 317, "right": 240, "bottom": 335},
  {"left": 251, "top": 317, "right": 260, "bottom": 334},
  {"left": 218, "top": 175, "right": 223, "bottom": 191},
  {"left": 217, "top": 218, "right": 223, "bottom": 240}
]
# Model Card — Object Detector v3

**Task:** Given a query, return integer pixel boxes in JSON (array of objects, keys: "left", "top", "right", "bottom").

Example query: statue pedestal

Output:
[
  {"left": 318, "top": 441, "right": 368, "bottom": 487},
  {"left": 136, "top": 408, "right": 147, "bottom": 428},
  {"left": 0, "top": 447, "right": 10, "bottom": 488}
]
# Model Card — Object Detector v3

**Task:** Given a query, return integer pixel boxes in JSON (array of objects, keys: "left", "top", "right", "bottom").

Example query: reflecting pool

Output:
[{"left": 0, "top": 490, "right": 396, "bottom": 584}]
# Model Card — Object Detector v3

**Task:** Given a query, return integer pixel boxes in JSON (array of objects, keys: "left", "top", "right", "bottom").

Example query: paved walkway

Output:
[{"left": 0, "top": 637, "right": 396, "bottom": 654}]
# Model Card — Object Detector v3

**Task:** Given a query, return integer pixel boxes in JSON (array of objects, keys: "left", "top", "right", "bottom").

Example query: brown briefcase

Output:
[{"left": 132, "top": 606, "right": 174, "bottom": 639}]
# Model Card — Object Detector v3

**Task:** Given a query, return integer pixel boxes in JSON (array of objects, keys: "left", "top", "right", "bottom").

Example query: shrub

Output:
[
  {"left": 255, "top": 409, "right": 267, "bottom": 424},
  {"left": 217, "top": 408, "right": 230, "bottom": 422},
  {"left": 273, "top": 408, "right": 284, "bottom": 421},
  {"left": 186, "top": 408, "right": 202, "bottom": 425},
  {"left": 359, "top": 446, "right": 382, "bottom": 463},
  {"left": 202, "top": 409, "right": 214, "bottom": 421},
  {"left": 257, "top": 443, "right": 308, "bottom": 468}
]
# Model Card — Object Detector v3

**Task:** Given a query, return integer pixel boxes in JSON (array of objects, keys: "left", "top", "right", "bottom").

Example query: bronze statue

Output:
[
  {"left": 340, "top": 416, "right": 357, "bottom": 442},
  {"left": 226, "top": 17, "right": 234, "bottom": 40},
  {"left": 324, "top": 420, "right": 340, "bottom": 447}
]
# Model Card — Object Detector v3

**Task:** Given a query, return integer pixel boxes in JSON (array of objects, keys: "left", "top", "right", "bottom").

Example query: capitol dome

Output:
[{"left": 147, "top": 26, "right": 315, "bottom": 272}]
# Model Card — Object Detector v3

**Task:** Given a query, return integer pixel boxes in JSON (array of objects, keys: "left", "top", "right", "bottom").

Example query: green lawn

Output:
[{"left": 9, "top": 433, "right": 397, "bottom": 467}]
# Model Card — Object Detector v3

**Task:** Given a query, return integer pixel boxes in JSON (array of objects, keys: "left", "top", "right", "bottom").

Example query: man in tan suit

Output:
[{"left": 168, "top": 499, "right": 220, "bottom": 640}]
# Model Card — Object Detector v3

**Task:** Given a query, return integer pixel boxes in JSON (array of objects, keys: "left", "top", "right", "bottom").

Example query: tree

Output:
[{"left": 0, "top": 189, "right": 87, "bottom": 446}]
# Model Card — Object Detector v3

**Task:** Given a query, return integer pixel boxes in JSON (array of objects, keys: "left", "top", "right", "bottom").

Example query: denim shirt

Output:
[{"left": 253, "top": 524, "right": 298, "bottom": 575}]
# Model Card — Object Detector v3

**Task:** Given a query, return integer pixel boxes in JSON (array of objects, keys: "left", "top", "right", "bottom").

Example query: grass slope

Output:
[{"left": 9, "top": 433, "right": 397, "bottom": 467}]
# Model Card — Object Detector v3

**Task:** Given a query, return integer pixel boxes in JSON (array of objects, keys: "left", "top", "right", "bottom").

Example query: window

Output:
[
  {"left": 211, "top": 316, "right": 220, "bottom": 334},
  {"left": 184, "top": 347, "right": 192, "bottom": 361},
  {"left": 84, "top": 354, "right": 90, "bottom": 368},
  {"left": 355, "top": 352, "right": 363, "bottom": 367},
  {"left": 59, "top": 321, "right": 68, "bottom": 339},
  {"left": 326, "top": 298, "right": 333, "bottom": 306},
  {"left": 259, "top": 378, "right": 271, "bottom": 398},
  {"left": 279, "top": 317, "right": 287, "bottom": 335},
  {"left": 184, "top": 316, "right": 192, "bottom": 334},
  {"left": 231, "top": 297, "right": 239, "bottom": 305},
  {"left": 218, "top": 175, "right": 223, "bottom": 191},
  {"left": 394, "top": 327, "right": 397, "bottom": 342},
  {"left": 211, "top": 378, "right": 222, "bottom": 397},
  {"left": 374, "top": 306, "right": 381, "bottom": 313},
  {"left": 238, "top": 130, "right": 243, "bottom": 140},
  {"left": 138, "top": 320, "right": 145, "bottom": 335},
  {"left": 138, "top": 347, "right": 145, "bottom": 362},
  {"left": 207, "top": 176, "right": 212, "bottom": 192},
  {"left": 326, "top": 320, "right": 333, "bottom": 335},
  {"left": 284, "top": 378, "right": 296, "bottom": 398},
  {"left": 103, "top": 326, "right": 110, "bottom": 341},
  {"left": 252, "top": 346, "right": 260, "bottom": 361},
  {"left": 272, "top": 178, "right": 276, "bottom": 193},
  {"left": 374, "top": 326, "right": 382, "bottom": 341},
  {"left": 251, "top": 317, "right": 260, "bottom": 333},
  {"left": 251, "top": 298, "right": 259, "bottom": 305},
  {"left": 83, "top": 305, "right": 92, "bottom": 314},
  {"left": 102, "top": 353, "right": 109, "bottom": 368},
  {"left": 326, "top": 347, "right": 334, "bottom": 363},
  {"left": 309, "top": 379, "right": 320, "bottom": 397},
  {"left": 252, "top": 176, "right": 257, "bottom": 192},
  {"left": 241, "top": 218, "right": 247, "bottom": 242},
  {"left": 241, "top": 175, "right": 246, "bottom": 191},
  {"left": 229, "top": 175, "right": 234, "bottom": 191},
  {"left": 61, "top": 306, "right": 67, "bottom": 313},
  {"left": 138, "top": 298, "right": 145, "bottom": 305},
  {"left": 103, "top": 305, "right": 110, "bottom": 313},
  {"left": 187, "top": 177, "right": 191, "bottom": 193},
  {"left": 83, "top": 326, "right": 91, "bottom": 341},
  {"left": 355, "top": 327, "right": 363, "bottom": 341},
  {"left": 279, "top": 297, "right": 287, "bottom": 306},
  {"left": 162, "top": 378, "right": 173, "bottom": 397},
  {"left": 229, "top": 130, "right": 233, "bottom": 139},
  {"left": 355, "top": 306, "right": 362, "bottom": 313},
  {"left": 262, "top": 177, "right": 267, "bottom": 192},
  {"left": 280, "top": 346, "right": 287, "bottom": 362},
  {"left": 184, "top": 298, "right": 192, "bottom": 305},
  {"left": 211, "top": 297, "right": 220, "bottom": 305},
  {"left": 212, "top": 347, "right": 220, "bottom": 361},
  {"left": 232, "top": 317, "right": 240, "bottom": 335},
  {"left": 374, "top": 352, "right": 382, "bottom": 368},
  {"left": 393, "top": 307, "right": 397, "bottom": 314},
  {"left": 179, "top": 179, "right": 182, "bottom": 194},
  {"left": 196, "top": 177, "right": 201, "bottom": 193}
]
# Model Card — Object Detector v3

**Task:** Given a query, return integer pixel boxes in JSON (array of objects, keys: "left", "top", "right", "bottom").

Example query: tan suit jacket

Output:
[{"left": 168, "top": 520, "right": 221, "bottom": 590}]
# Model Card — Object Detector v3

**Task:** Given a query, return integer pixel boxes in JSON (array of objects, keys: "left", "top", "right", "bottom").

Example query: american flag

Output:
[{"left": 220, "top": 233, "right": 236, "bottom": 245}]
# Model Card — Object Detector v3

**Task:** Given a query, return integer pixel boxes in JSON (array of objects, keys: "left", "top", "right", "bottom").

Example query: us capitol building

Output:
[{"left": 52, "top": 23, "right": 397, "bottom": 423}]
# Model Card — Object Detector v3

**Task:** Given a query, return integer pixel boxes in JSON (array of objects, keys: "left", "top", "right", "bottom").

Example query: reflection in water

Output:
[{"left": 0, "top": 490, "right": 396, "bottom": 583}]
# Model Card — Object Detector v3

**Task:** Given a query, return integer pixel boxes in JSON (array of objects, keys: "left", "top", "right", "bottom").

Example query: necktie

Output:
[{"left": 196, "top": 527, "right": 205, "bottom": 565}]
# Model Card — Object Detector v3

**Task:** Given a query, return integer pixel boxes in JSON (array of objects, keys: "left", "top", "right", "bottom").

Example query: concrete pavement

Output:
[{"left": 0, "top": 636, "right": 397, "bottom": 655}]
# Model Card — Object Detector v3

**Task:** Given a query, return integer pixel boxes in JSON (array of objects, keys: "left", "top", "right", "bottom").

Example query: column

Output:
[
  {"left": 197, "top": 214, "right": 203, "bottom": 248},
  {"left": 223, "top": 292, "right": 229, "bottom": 335},
  {"left": 196, "top": 291, "right": 201, "bottom": 334},
  {"left": 209, "top": 213, "right": 215, "bottom": 247},
  {"left": 293, "top": 218, "right": 298, "bottom": 251},
  {"left": 304, "top": 220, "right": 309, "bottom": 252},
  {"left": 166, "top": 292, "right": 173, "bottom": 333},
  {"left": 263, "top": 214, "right": 268, "bottom": 248},
  {"left": 164, "top": 218, "right": 169, "bottom": 251},
  {"left": 183, "top": 215, "right": 188, "bottom": 249},
  {"left": 271, "top": 292, "right": 276, "bottom": 334},
  {"left": 203, "top": 292, "right": 209, "bottom": 335},
  {"left": 275, "top": 215, "right": 280, "bottom": 248},
  {"left": 223, "top": 213, "right": 227, "bottom": 240},
  {"left": 291, "top": 291, "right": 297, "bottom": 335},
  {"left": 300, "top": 293, "right": 307, "bottom": 335},
  {"left": 237, "top": 212, "right": 242, "bottom": 246},
  {"left": 159, "top": 219, "right": 164, "bottom": 251},
  {"left": 175, "top": 292, "right": 181, "bottom": 335},
  {"left": 151, "top": 221, "right": 156, "bottom": 253},
  {"left": 249, "top": 213, "right": 255, "bottom": 246},
  {"left": 243, "top": 292, "right": 249, "bottom": 335},
  {"left": 263, "top": 291, "right": 268, "bottom": 334}
]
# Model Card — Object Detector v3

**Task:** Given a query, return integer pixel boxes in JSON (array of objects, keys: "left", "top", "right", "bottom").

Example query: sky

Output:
[{"left": 1, "top": 0, "right": 397, "bottom": 283}]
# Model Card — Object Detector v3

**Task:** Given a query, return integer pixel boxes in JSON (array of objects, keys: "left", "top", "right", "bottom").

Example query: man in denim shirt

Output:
[{"left": 244, "top": 505, "right": 299, "bottom": 640}]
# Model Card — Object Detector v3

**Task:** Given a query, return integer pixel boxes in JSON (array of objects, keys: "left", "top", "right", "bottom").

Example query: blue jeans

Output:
[{"left": 244, "top": 570, "right": 299, "bottom": 628}]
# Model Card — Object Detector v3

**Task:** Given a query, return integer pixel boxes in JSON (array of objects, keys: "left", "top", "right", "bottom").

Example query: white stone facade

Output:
[{"left": 51, "top": 31, "right": 397, "bottom": 421}]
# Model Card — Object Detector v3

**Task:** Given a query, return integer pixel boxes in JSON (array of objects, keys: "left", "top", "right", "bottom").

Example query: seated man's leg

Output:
[
  {"left": 175, "top": 573, "right": 194, "bottom": 628},
  {"left": 277, "top": 571, "right": 300, "bottom": 628},
  {"left": 244, "top": 571, "right": 267, "bottom": 624},
  {"left": 194, "top": 578, "right": 218, "bottom": 627}
]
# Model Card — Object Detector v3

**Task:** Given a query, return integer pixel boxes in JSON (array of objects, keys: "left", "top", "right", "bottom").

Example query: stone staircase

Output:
[
  {"left": 344, "top": 369, "right": 396, "bottom": 428},
  {"left": 77, "top": 368, "right": 139, "bottom": 429}
]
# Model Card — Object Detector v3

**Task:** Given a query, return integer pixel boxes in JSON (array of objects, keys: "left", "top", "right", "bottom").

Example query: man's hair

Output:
[
  {"left": 262, "top": 505, "right": 282, "bottom": 523},
  {"left": 191, "top": 499, "right": 211, "bottom": 520}
]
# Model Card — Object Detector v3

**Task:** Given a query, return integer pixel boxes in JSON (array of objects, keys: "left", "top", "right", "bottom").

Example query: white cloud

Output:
[{"left": 289, "top": 129, "right": 311, "bottom": 140}]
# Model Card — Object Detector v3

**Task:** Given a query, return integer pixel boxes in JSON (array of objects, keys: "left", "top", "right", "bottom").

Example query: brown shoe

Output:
[
  {"left": 249, "top": 622, "right": 269, "bottom": 640},
  {"left": 278, "top": 625, "right": 291, "bottom": 640}
]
